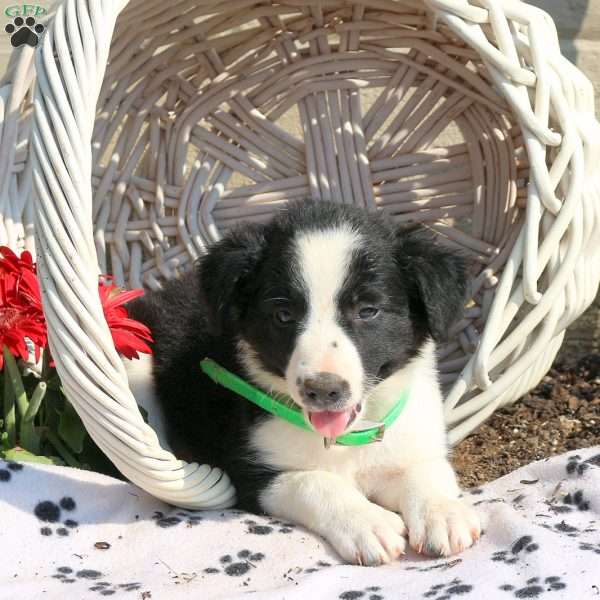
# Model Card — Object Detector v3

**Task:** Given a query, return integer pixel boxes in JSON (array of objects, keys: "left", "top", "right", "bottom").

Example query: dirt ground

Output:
[{"left": 453, "top": 354, "right": 600, "bottom": 489}]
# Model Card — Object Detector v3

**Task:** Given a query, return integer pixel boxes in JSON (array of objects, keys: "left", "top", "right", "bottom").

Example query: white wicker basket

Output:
[{"left": 1, "top": 0, "right": 599, "bottom": 508}]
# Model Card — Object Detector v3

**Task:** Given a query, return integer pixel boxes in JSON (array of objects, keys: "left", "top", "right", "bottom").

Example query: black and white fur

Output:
[{"left": 127, "top": 201, "right": 480, "bottom": 565}]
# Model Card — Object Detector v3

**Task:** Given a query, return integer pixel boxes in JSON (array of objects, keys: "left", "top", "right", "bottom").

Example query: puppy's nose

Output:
[{"left": 299, "top": 373, "right": 350, "bottom": 407}]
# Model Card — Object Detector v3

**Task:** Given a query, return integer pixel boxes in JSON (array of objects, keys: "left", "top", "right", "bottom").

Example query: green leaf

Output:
[
  {"left": 44, "top": 429, "right": 80, "bottom": 468},
  {"left": 43, "top": 388, "right": 64, "bottom": 431},
  {"left": 24, "top": 381, "right": 47, "bottom": 423},
  {"left": 1, "top": 447, "right": 63, "bottom": 465},
  {"left": 57, "top": 401, "right": 87, "bottom": 455},
  {"left": 20, "top": 381, "right": 47, "bottom": 454}
]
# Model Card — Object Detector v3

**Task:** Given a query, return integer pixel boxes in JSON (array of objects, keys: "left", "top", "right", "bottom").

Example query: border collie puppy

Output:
[{"left": 127, "top": 201, "right": 480, "bottom": 565}]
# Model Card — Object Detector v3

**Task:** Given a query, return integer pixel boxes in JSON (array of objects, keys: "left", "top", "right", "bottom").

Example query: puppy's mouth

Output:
[{"left": 306, "top": 403, "right": 361, "bottom": 438}]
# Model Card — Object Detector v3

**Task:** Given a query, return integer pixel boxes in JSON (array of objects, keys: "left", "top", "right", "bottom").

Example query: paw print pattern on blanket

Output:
[
  {"left": 151, "top": 510, "right": 203, "bottom": 528},
  {"left": 52, "top": 566, "right": 102, "bottom": 584},
  {"left": 339, "top": 586, "right": 384, "bottom": 600},
  {"left": 553, "top": 521, "right": 579, "bottom": 536},
  {"left": 203, "top": 549, "right": 266, "bottom": 576},
  {"left": 243, "top": 517, "right": 296, "bottom": 535},
  {"left": 34, "top": 496, "right": 78, "bottom": 536},
  {"left": 563, "top": 490, "right": 591, "bottom": 511},
  {"left": 51, "top": 566, "right": 141, "bottom": 595},
  {"left": 467, "top": 486, "right": 508, "bottom": 509},
  {"left": 548, "top": 503, "right": 572, "bottom": 515},
  {"left": 579, "top": 541, "right": 600, "bottom": 555},
  {"left": 499, "top": 576, "right": 566, "bottom": 598},
  {"left": 566, "top": 454, "right": 600, "bottom": 476},
  {"left": 539, "top": 511, "right": 597, "bottom": 538},
  {"left": 423, "top": 578, "right": 474, "bottom": 599},
  {"left": 304, "top": 560, "right": 333, "bottom": 574},
  {"left": 491, "top": 536, "right": 539, "bottom": 565},
  {"left": 0, "top": 461, "right": 24, "bottom": 482},
  {"left": 2, "top": 447, "right": 600, "bottom": 600},
  {"left": 583, "top": 522, "right": 598, "bottom": 533}
]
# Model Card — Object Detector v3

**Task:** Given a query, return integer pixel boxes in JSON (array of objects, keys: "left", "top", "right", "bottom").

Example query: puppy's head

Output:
[{"left": 199, "top": 202, "right": 467, "bottom": 438}]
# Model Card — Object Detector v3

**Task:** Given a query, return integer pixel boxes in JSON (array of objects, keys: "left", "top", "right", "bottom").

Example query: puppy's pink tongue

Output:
[{"left": 308, "top": 410, "right": 350, "bottom": 438}]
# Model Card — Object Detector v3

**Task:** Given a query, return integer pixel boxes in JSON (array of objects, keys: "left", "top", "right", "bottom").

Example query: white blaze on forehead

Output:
[
  {"left": 294, "top": 225, "right": 361, "bottom": 315},
  {"left": 287, "top": 225, "right": 364, "bottom": 406}
]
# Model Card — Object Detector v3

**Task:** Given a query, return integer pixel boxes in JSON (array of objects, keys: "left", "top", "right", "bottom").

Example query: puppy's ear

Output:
[
  {"left": 394, "top": 226, "right": 468, "bottom": 343},
  {"left": 197, "top": 224, "right": 266, "bottom": 335}
]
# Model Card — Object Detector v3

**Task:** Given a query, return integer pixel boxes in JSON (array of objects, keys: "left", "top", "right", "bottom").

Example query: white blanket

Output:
[{"left": 1, "top": 447, "right": 599, "bottom": 600}]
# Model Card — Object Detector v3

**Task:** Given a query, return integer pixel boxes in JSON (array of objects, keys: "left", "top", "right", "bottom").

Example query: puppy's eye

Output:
[
  {"left": 274, "top": 308, "right": 295, "bottom": 325},
  {"left": 357, "top": 306, "right": 379, "bottom": 320}
]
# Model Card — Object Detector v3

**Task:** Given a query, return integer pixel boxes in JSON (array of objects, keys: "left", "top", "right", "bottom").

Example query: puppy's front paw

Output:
[
  {"left": 325, "top": 503, "right": 407, "bottom": 566},
  {"left": 404, "top": 497, "right": 480, "bottom": 557}
]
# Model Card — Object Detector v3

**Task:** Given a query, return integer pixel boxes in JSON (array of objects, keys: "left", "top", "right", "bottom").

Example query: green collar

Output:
[{"left": 200, "top": 358, "right": 410, "bottom": 447}]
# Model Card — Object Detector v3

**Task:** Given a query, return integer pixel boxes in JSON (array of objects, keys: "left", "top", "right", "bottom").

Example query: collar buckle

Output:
[{"left": 373, "top": 423, "right": 386, "bottom": 442}]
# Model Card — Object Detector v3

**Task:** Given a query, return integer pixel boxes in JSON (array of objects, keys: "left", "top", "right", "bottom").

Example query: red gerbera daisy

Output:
[
  {"left": 0, "top": 246, "right": 48, "bottom": 369},
  {"left": 98, "top": 282, "right": 153, "bottom": 360},
  {"left": 1, "top": 246, "right": 152, "bottom": 366}
]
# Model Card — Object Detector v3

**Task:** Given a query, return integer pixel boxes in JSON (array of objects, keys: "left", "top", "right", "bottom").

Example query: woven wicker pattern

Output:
[
  {"left": 1, "top": 0, "right": 599, "bottom": 508},
  {"left": 0, "top": 47, "right": 36, "bottom": 253}
]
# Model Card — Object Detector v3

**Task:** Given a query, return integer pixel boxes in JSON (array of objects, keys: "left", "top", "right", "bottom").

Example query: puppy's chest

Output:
[{"left": 249, "top": 416, "right": 404, "bottom": 480}]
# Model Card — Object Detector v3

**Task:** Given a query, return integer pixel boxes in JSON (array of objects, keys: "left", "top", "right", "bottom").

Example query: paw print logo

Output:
[
  {"left": 339, "top": 586, "right": 385, "bottom": 599},
  {"left": 204, "top": 549, "right": 265, "bottom": 576},
  {"left": 423, "top": 579, "right": 474, "bottom": 599},
  {"left": 34, "top": 496, "right": 78, "bottom": 537},
  {"left": 4, "top": 16, "right": 45, "bottom": 48},
  {"left": 151, "top": 510, "right": 203, "bottom": 528},
  {"left": 51, "top": 566, "right": 141, "bottom": 595},
  {"left": 499, "top": 575, "right": 566, "bottom": 597},
  {"left": 0, "top": 461, "right": 24, "bottom": 482},
  {"left": 491, "top": 536, "right": 539, "bottom": 564}
]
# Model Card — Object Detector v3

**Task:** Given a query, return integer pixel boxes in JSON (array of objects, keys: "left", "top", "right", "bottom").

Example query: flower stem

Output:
[
  {"left": 2, "top": 346, "right": 30, "bottom": 420},
  {"left": 2, "top": 360, "right": 16, "bottom": 447},
  {"left": 20, "top": 381, "right": 46, "bottom": 454},
  {"left": 24, "top": 381, "right": 47, "bottom": 422}
]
